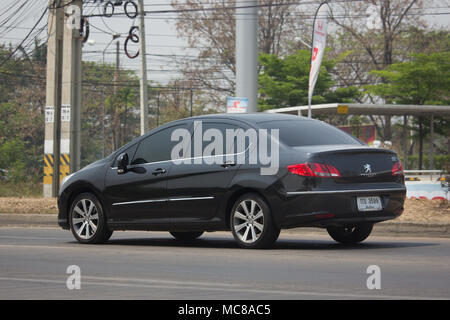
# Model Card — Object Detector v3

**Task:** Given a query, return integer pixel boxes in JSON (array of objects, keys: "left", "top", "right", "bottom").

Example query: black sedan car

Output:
[{"left": 58, "top": 113, "right": 406, "bottom": 248}]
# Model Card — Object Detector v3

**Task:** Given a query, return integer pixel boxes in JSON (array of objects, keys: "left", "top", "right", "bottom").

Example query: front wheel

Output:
[
  {"left": 326, "top": 223, "right": 373, "bottom": 245},
  {"left": 230, "top": 193, "right": 280, "bottom": 249},
  {"left": 69, "top": 193, "right": 113, "bottom": 244}
]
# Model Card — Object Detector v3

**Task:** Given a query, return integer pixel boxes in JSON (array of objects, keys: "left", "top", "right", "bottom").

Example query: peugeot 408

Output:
[{"left": 58, "top": 113, "right": 406, "bottom": 248}]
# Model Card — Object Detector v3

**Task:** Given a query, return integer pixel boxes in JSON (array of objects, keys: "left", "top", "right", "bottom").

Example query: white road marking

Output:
[
  {"left": 0, "top": 276, "right": 446, "bottom": 300},
  {"left": 0, "top": 235, "right": 68, "bottom": 240}
]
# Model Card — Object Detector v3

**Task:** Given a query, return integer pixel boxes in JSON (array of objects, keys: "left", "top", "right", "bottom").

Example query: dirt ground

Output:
[
  {"left": 0, "top": 197, "right": 58, "bottom": 214},
  {"left": 0, "top": 197, "right": 448, "bottom": 224},
  {"left": 397, "top": 198, "right": 449, "bottom": 223}
]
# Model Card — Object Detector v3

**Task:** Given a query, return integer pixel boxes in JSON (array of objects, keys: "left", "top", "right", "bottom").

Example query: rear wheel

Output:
[
  {"left": 69, "top": 193, "right": 113, "bottom": 244},
  {"left": 169, "top": 231, "right": 204, "bottom": 241},
  {"left": 230, "top": 193, "right": 280, "bottom": 249},
  {"left": 326, "top": 223, "right": 373, "bottom": 245}
]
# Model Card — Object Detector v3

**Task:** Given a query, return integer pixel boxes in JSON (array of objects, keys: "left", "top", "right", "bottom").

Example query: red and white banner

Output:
[{"left": 308, "top": 3, "right": 330, "bottom": 118}]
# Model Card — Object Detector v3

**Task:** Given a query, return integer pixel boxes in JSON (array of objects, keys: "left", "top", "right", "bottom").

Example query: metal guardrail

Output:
[
  {"left": 404, "top": 170, "right": 443, "bottom": 173},
  {"left": 404, "top": 170, "right": 444, "bottom": 182}
]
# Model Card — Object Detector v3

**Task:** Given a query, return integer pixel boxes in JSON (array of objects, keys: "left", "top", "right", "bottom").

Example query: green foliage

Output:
[
  {"left": 402, "top": 27, "right": 450, "bottom": 55},
  {"left": 258, "top": 50, "right": 359, "bottom": 111},
  {"left": 0, "top": 181, "right": 43, "bottom": 197},
  {"left": 0, "top": 45, "right": 145, "bottom": 182},
  {"left": 366, "top": 52, "right": 450, "bottom": 105},
  {"left": 366, "top": 52, "right": 450, "bottom": 155},
  {"left": 80, "top": 62, "right": 141, "bottom": 166},
  {"left": 0, "top": 138, "right": 26, "bottom": 182},
  {"left": 404, "top": 155, "right": 450, "bottom": 171},
  {"left": 0, "top": 98, "right": 43, "bottom": 182}
]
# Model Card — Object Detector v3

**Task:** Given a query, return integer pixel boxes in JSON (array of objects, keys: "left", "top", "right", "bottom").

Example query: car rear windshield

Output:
[{"left": 257, "top": 120, "right": 362, "bottom": 147}]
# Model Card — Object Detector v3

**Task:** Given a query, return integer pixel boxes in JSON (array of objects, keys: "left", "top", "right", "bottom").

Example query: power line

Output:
[
  {"left": 0, "top": 5, "right": 48, "bottom": 68},
  {"left": 82, "top": 0, "right": 354, "bottom": 17}
]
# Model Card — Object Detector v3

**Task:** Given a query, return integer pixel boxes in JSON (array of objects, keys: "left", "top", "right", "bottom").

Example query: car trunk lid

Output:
[{"left": 295, "top": 145, "right": 402, "bottom": 183}]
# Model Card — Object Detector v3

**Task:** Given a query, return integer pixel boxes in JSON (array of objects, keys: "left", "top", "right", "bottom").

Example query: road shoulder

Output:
[{"left": 0, "top": 213, "right": 449, "bottom": 238}]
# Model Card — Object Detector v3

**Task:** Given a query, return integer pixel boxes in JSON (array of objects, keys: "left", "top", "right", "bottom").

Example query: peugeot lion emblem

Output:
[{"left": 363, "top": 164, "right": 372, "bottom": 173}]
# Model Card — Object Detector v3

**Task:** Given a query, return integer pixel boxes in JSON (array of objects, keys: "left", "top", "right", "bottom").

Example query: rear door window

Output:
[{"left": 194, "top": 122, "right": 241, "bottom": 156}]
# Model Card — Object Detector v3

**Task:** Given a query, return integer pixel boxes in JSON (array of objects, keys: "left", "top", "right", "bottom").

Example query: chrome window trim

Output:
[
  {"left": 110, "top": 144, "right": 251, "bottom": 170},
  {"left": 286, "top": 187, "right": 406, "bottom": 195}
]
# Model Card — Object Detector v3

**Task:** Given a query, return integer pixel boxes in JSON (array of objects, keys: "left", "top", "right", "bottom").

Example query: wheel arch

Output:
[
  {"left": 64, "top": 183, "right": 106, "bottom": 221},
  {"left": 224, "top": 187, "right": 275, "bottom": 230}
]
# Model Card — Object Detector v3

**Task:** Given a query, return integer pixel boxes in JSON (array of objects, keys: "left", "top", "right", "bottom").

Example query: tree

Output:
[
  {"left": 258, "top": 50, "right": 359, "bottom": 111},
  {"left": 171, "top": 0, "right": 296, "bottom": 105},
  {"left": 0, "top": 43, "right": 46, "bottom": 182},
  {"left": 368, "top": 53, "right": 449, "bottom": 105},
  {"left": 81, "top": 61, "right": 141, "bottom": 164},
  {"left": 329, "top": 0, "right": 424, "bottom": 141},
  {"left": 367, "top": 52, "right": 450, "bottom": 168}
]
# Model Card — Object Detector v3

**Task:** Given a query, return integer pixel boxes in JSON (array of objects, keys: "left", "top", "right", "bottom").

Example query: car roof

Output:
[
  {"left": 113, "top": 113, "right": 311, "bottom": 157},
  {"left": 185, "top": 112, "right": 309, "bottom": 125},
  {"left": 143, "top": 112, "right": 312, "bottom": 139}
]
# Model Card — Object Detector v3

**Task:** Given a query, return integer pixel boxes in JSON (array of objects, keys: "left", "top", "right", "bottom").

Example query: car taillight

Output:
[
  {"left": 287, "top": 163, "right": 341, "bottom": 178},
  {"left": 392, "top": 161, "right": 404, "bottom": 176}
]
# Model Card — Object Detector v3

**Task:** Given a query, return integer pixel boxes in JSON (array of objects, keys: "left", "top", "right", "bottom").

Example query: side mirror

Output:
[{"left": 117, "top": 153, "right": 129, "bottom": 174}]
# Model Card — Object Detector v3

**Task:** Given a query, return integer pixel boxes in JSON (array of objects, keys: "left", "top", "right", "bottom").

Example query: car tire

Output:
[
  {"left": 169, "top": 231, "right": 204, "bottom": 241},
  {"left": 69, "top": 192, "right": 113, "bottom": 244},
  {"left": 230, "top": 193, "right": 280, "bottom": 249},
  {"left": 326, "top": 223, "right": 373, "bottom": 245}
]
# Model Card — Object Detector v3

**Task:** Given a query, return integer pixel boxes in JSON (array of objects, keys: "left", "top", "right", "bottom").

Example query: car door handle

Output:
[
  {"left": 152, "top": 168, "right": 166, "bottom": 175},
  {"left": 221, "top": 161, "right": 236, "bottom": 168}
]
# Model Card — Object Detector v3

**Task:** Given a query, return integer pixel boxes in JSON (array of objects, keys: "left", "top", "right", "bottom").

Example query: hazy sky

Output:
[
  {"left": 0, "top": 0, "right": 192, "bottom": 84},
  {"left": 1, "top": 0, "right": 449, "bottom": 85}
]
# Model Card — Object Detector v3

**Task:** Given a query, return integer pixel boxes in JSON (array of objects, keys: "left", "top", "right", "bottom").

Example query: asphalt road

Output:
[{"left": 0, "top": 227, "right": 449, "bottom": 300}]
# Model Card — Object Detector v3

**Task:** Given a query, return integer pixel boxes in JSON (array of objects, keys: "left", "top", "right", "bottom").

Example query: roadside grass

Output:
[
  {"left": 0, "top": 181, "right": 42, "bottom": 197},
  {"left": 0, "top": 181, "right": 58, "bottom": 214}
]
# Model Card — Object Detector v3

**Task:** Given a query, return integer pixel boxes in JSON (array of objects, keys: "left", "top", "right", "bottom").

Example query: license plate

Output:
[{"left": 357, "top": 196, "right": 382, "bottom": 212}]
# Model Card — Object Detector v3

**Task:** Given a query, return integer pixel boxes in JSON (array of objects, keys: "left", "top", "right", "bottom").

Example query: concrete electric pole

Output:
[
  {"left": 44, "top": 0, "right": 64, "bottom": 197},
  {"left": 114, "top": 40, "right": 120, "bottom": 94},
  {"left": 138, "top": 0, "right": 149, "bottom": 135},
  {"left": 44, "top": 0, "right": 82, "bottom": 197},
  {"left": 235, "top": 0, "right": 258, "bottom": 113},
  {"left": 62, "top": 0, "right": 82, "bottom": 175}
]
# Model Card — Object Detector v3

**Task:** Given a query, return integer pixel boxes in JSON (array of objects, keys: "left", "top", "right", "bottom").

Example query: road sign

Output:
[{"left": 226, "top": 96, "right": 248, "bottom": 113}]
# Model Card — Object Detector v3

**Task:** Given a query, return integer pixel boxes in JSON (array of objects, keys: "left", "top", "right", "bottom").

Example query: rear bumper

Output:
[{"left": 279, "top": 187, "right": 406, "bottom": 228}]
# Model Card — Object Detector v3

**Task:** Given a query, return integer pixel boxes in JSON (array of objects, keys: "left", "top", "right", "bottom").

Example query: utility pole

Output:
[
  {"left": 430, "top": 115, "right": 434, "bottom": 170},
  {"left": 138, "top": 0, "right": 149, "bottom": 135},
  {"left": 190, "top": 89, "right": 193, "bottom": 117},
  {"left": 235, "top": 0, "right": 258, "bottom": 113},
  {"left": 114, "top": 40, "right": 120, "bottom": 94},
  {"left": 157, "top": 91, "right": 160, "bottom": 126},
  {"left": 62, "top": 0, "right": 82, "bottom": 176},
  {"left": 102, "top": 34, "right": 120, "bottom": 158},
  {"left": 44, "top": 0, "right": 64, "bottom": 197}
]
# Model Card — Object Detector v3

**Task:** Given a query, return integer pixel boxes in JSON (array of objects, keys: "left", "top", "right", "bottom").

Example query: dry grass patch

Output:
[
  {"left": 0, "top": 197, "right": 58, "bottom": 214},
  {"left": 398, "top": 198, "right": 449, "bottom": 224}
]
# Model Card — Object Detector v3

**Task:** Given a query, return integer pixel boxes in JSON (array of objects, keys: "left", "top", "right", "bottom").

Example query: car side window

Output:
[
  {"left": 112, "top": 143, "right": 138, "bottom": 167},
  {"left": 131, "top": 124, "right": 188, "bottom": 165},
  {"left": 196, "top": 122, "right": 241, "bottom": 156}
]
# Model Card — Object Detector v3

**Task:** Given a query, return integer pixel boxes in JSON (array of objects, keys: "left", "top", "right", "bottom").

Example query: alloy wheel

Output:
[
  {"left": 72, "top": 199, "right": 99, "bottom": 240},
  {"left": 232, "top": 200, "right": 264, "bottom": 244}
]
